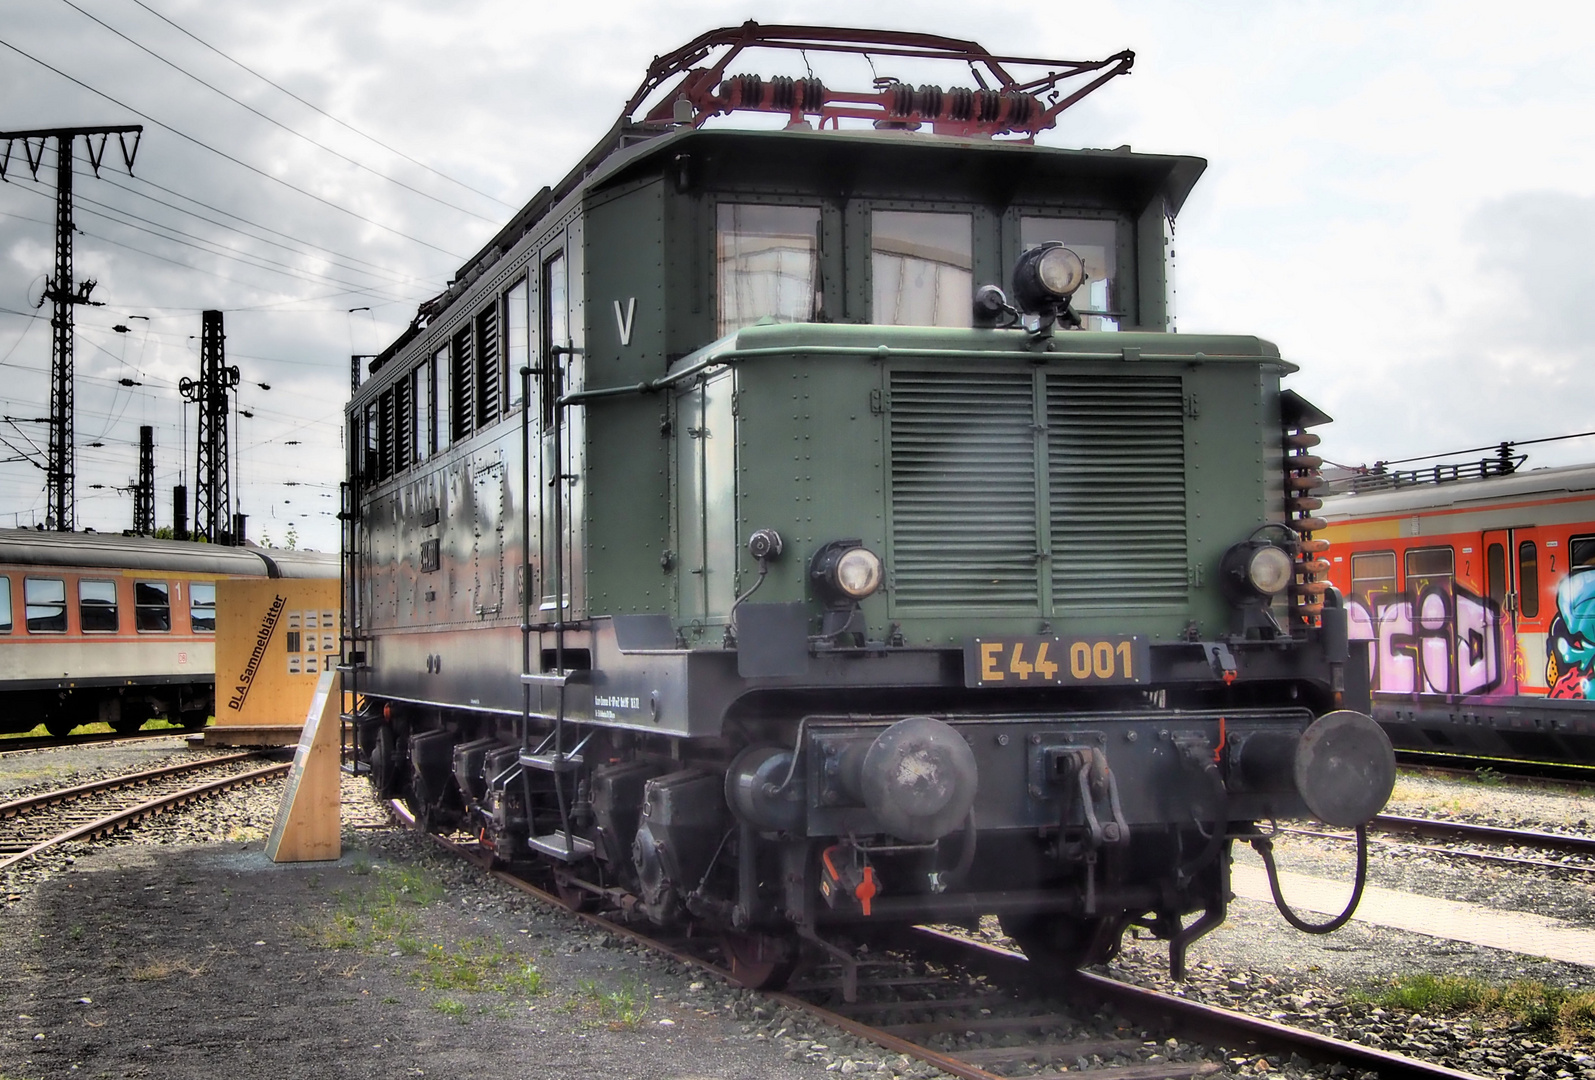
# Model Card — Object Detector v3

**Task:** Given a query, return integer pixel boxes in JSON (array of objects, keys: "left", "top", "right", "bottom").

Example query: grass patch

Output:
[
  {"left": 1356, "top": 973, "right": 1595, "bottom": 1041},
  {"left": 413, "top": 940, "right": 543, "bottom": 996},
  {"left": 0, "top": 717, "right": 197, "bottom": 741},
  {"left": 300, "top": 864, "right": 544, "bottom": 1015},
  {"left": 572, "top": 976, "right": 648, "bottom": 1030}
]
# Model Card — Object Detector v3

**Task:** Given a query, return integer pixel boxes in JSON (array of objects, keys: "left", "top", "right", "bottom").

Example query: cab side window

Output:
[
  {"left": 135, "top": 580, "right": 171, "bottom": 632},
  {"left": 25, "top": 577, "right": 67, "bottom": 633},
  {"left": 79, "top": 579, "right": 119, "bottom": 633}
]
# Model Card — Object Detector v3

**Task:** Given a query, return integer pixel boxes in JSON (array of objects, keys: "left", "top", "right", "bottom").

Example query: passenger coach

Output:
[{"left": 0, "top": 529, "right": 333, "bottom": 736}]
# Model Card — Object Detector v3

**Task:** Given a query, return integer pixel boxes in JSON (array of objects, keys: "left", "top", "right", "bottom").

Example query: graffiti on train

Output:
[
  {"left": 1548, "top": 568, "right": 1595, "bottom": 699},
  {"left": 1348, "top": 584, "right": 1505, "bottom": 696}
]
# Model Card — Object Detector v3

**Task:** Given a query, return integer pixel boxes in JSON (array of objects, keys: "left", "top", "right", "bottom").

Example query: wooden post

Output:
[{"left": 265, "top": 667, "right": 342, "bottom": 862}]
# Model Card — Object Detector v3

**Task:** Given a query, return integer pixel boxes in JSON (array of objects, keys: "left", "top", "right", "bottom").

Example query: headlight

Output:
[
  {"left": 1220, "top": 538, "right": 1295, "bottom": 604},
  {"left": 1036, "top": 245, "right": 1086, "bottom": 298},
  {"left": 1012, "top": 242, "right": 1088, "bottom": 313},
  {"left": 1247, "top": 545, "right": 1294, "bottom": 595},
  {"left": 835, "top": 548, "right": 882, "bottom": 598},
  {"left": 810, "top": 539, "right": 884, "bottom": 605}
]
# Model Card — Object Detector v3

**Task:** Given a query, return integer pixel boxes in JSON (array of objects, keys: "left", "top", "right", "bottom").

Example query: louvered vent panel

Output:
[
  {"left": 1049, "top": 376, "right": 1187, "bottom": 607},
  {"left": 890, "top": 371, "right": 1038, "bottom": 610}
]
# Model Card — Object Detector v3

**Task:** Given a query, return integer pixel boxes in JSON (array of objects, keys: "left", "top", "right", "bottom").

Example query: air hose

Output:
[{"left": 1250, "top": 823, "right": 1369, "bottom": 933}]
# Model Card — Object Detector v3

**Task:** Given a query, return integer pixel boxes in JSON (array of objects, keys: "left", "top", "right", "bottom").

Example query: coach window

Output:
[
  {"left": 24, "top": 577, "right": 66, "bottom": 633},
  {"left": 79, "top": 579, "right": 119, "bottom": 633},
  {"left": 432, "top": 345, "right": 451, "bottom": 453},
  {"left": 1487, "top": 543, "right": 1507, "bottom": 607},
  {"left": 190, "top": 582, "right": 216, "bottom": 633},
  {"left": 1404, "top": 546, "right": 1454, "bottom": 593},
  {"left": 0, "top": 576, "right": 11, "bottom": 633},
  {"left": 1519, "top": 541, "right": 1541, "bottom": 618},
  {"left": 872, "top": 210, "right": 973, "bottom": 328},
  {"left": 717, "top": 204, "right": 820, "bottom": 336},
  {"left": 1350, "top": 551, "right": 1396, "bottom": 601},
  {"left": 505, "top": 278, "right": 528, "bottom": 409},
  {"left": 1021, "top": 217, "right": 1120, "bottom": 331},
  {"left": 1570, "top": 535, "right": 1595, "bottom": 569},
  {"left": 135, "top": 580, "right": 171, "bottom": 633}
]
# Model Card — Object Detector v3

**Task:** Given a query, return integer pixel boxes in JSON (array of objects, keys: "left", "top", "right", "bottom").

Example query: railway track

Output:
[
  {"left": 1279, "top": 812, "right": 1595, "bottom": 877},
  {"left": 1395, "top": 749, "right": 1595, "bottom": 788},
  {"left": 392, "top": 801, "right": 1480, "bottom": 1080},
  {"left": 0, "top": 752, "right": 289, "bottom": 870}
]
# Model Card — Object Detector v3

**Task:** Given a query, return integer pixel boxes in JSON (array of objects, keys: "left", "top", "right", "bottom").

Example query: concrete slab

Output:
[{"left": 1231, "top": 863, "right": 1595, "bottom": 967}]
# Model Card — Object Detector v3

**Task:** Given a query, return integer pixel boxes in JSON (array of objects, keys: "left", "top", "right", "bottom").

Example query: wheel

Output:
[
  {"left": 369, "top": 725, "right": 401, "bottom": 799},
  {"left": 720, "top": 932, "right": 798, "bottom": 990},
  {"left": 43, "top": 716, "right": 75, "bottom": 739},
  {"left": 997, "top": 913, "right": 1127, "bottom": 971},
  {"left": 111, "top": 702, "right": 153, "bottom": 736}
]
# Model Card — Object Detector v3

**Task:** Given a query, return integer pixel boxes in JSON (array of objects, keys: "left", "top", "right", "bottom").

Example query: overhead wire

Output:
[
  {"left": 0, "top": 35, "right": 471, "bottom": 259},
  {"left": 6, "top": 181, "right": 422, "bottom": 302},
  {"left": 55, "top": 0, "right": 505, "bottom": 224},
  {"left": 122, "top": 0, "right": 518, "bottom": 212}
]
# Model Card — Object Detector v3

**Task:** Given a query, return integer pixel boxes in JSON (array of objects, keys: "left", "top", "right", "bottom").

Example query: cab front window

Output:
[
  {"left": 1021, "top": 216, "right": 1119, "bottom": 331},
  {"left": 872, "top": 210, "right": 972, "bottom": 327},
  {"left": 717, "top": 204, "right": 820, "bottom": 336}
]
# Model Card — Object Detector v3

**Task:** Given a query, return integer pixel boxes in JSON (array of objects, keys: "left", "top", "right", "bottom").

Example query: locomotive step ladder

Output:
[
  {"left": 519, "top": 669, "right": 593, "bottom": 861},
  {"left": 336, "top": 639, "right": 373, "bottom": 777}
]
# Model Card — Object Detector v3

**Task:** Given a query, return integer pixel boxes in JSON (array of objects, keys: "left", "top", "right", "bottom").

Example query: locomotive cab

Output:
[{"left": 345, "top": 24, "right": 1393, "bottom": 990}]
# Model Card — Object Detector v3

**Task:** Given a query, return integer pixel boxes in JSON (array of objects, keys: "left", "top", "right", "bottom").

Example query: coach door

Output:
[{"left": 1484, "top": 528, "right": 1545, "bottom": 693}]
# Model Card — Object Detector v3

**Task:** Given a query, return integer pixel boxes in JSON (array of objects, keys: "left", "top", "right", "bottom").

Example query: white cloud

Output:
[{"left": 1, "top": 0, "right": 1593, "bottom": 546}]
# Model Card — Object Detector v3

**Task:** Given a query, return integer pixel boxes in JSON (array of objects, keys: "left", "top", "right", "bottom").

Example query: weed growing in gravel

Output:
[
  {"left": 572, "top": 976, "right": 648, "bottom": 1030},
  {"left": 303, "top": 866, "right": 445, "bottom": 949},
  {"left": 1357, "top": 974, "right": 1595, "bottom": 1041},
  {"left": 413, "top": 939, "right": 543, "bottom": 997},
  {"left": 1474, "top": 766, "right": 1505, "bottom": 786},
  {"left": 433, "top": 997, "right": 467, "bottom": 1022}
]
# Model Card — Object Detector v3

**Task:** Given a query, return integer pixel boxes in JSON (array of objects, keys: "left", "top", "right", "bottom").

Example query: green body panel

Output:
[{"left": 650, "top": 323, "right": 1290, "bottom": 646}]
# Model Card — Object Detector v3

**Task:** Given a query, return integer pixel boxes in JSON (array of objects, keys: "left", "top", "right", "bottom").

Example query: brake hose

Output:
[{"left": 1250, "top": 823, "right": 1369, "bottom": 933}]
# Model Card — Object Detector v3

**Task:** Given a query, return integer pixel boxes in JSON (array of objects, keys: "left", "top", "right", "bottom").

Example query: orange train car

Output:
[
  {"left": 1320, "top": 462, "right": 1595, "bottom": 761},
  {"left": 0, "top": 529, "right": 335, "bottom": 737}
]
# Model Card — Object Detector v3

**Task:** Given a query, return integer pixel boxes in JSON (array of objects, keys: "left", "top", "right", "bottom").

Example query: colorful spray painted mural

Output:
[{"left": 1322, "top": 464, "right": 1595, "bottom": 719}]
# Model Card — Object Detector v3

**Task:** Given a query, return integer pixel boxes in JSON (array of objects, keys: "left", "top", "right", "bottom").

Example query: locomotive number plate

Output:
[{"left": 963, "top": 635, "right": 1149, "bottom": 688}]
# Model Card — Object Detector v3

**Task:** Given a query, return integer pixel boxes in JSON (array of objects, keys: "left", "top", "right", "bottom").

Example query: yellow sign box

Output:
[{"left": 215, "top": 578, "right": 341, "bottom": 727}]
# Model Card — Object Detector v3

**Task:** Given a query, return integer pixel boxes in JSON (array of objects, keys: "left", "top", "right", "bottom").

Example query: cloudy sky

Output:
[{"left": 2, "top": 0, "right": 1592, "bottom": 551}]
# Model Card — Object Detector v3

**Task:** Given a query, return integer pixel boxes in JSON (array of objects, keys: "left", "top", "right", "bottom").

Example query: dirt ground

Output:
[{"left": 0, "top": 828, "right": 863, "bottom": 1080}]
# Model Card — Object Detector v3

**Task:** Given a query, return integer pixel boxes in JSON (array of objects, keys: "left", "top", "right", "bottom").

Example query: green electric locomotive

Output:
[{"left": 344, "top": 24, "right": 1394, "bottom": 988}]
